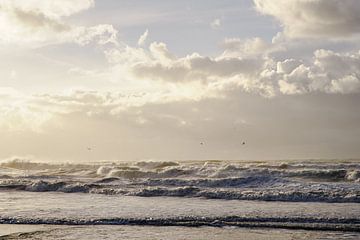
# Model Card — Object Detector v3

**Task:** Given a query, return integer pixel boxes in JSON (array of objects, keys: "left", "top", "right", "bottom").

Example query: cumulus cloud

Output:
[
  {"left": 149, "top": 42, "right": 175, "bottom": 64},
  {"left": 105, "top": 41, "right": 263, "bottom": 85},
  {"left": 312, "top": 49, "right": 360, "bottom": 93},
  {"left": 0, "top": 0, "right": 118, "bottom": 46},
  {"left": 104, "top": 38, "right": 360, "bottom": 97},
  {"left": 254, "top": 0, "right": 360, "bottom": 38},
  {"left": 261, "top": 49, "right": 360, "bottom": 95}
]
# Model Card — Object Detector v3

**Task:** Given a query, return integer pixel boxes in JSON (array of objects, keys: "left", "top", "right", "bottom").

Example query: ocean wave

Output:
[
  {"left": 107, "top": 169, "right": 156, "bottom": 179},
  {"left": 0, "top": 216, "right": 359, "bottom": 232},
  {"left": 285, "top": 169, "right": 349, "bottom": 181},
  {"left": 346, "top": 170, "right": 360, "bottom": 182},
  {"left": 95, "top": 165, "right": 197, "bottom": 179},
  {"left": 1, "top": 159, "right": 359, "bottom": 202},
  {"left": 25, "top": 181, "right": 93, "bottom": 193},
  {"left": 2, "top": 158, "right": 359, "bottom": 181},
  {"left": 0, "top": 178, "right": 358, "bottom": 202},
  {"left": 130, "top": 187, "right": 360, "bottom": 203},
  {"left": 193, "top": 189, "right": 360, "bottom": 203},
  {"left": 0, "top": 158, "right": 95, "bottom": 171},
  {"left": 143, "top": 175, "right": 290, "bottom": 188},
  {"left": 135, "top": 161, "right": 179, "bottom": 169}
]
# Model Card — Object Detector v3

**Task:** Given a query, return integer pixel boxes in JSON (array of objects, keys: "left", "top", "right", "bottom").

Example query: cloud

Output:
[
  {"left": 312, "top": 49, "right": 360, "bottom": 93},
  {"left": 74, "top": 24, "right": 118, "bottom": 46},
  {"left": 149, "top": 42, "right": 175, "bottom": 64},
  {"left": 221, "top": 37, "right": 270, "bottom": 57},
  {"left": 0, "top": 0, "right": 118, "bottom": 47},
  {"left": 104, "top": 38, "right": 360, "bottom": 97},
  {"left": 266, "top": 49, "right": 360, "bottom": 95},
  {"left": 254, "top": 0, "right": 360, "bottom": 38},
  {"left": 2, "top": 87, "right": 360, "bottom": 160},
  {"left": 0, "top": 84, "right": 219, "bottom": 133},
  {"left": 1, "top": 1, "right": 360, "bottom": 161},
  {"left": 210, "top": 18, "right": 221, "bottom": 29},
  {"left": 105, "top": 41, "right": 263, "bottom": 85},
  {"left": 0, "top": 0, "right": 94, "bottom": 19},
  {"left": 10, "top": 7, "right": 70, "bottom": 32},
  {"left": 0, "top": 88, "right": 52, "bottom": 132},
  {"left": 137, "top": 29, "right": 149, "bottom": 46}
]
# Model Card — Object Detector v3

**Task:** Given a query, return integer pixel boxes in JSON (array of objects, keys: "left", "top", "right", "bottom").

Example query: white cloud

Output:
[
  {"left": 74, "top": 24, "right": 118, "bottom": 46},
  {"left": 0, "top": 0, "right": 94, "bottom": 19},
  {"left": 0, "top": 0, "right": 118, "bottom": 47},
  {"left": 104, "top": 39, "right": 360, "bottom": 97},
  {"left": 149, "top": 42, "right": 174, "bottom": 65},
  {"left": 105, "top": 41, "right": 263, "bottom": 86},
  {"left": 276, "top": 59, "right": 302, "bottom": 74},
  {"left": 330, "top": 75, "right": 360, "bottom": 94},
  {"left": 264, "top": 49, "right": 360, "bottom": 95},
  {"left": 137, "top": 29, "right": 149, "bottom": 46},
  {"left": 254, "top": 0, "right": 360, "bottom": 38}
]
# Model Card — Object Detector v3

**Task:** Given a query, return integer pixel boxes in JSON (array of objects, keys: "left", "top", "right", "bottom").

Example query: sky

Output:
[{"left": 1, "top": 0, "right": 360, "bottom": 162}]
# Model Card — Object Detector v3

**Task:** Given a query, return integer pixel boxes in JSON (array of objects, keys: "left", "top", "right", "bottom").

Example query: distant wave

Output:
[
  {"left": 1, "top": 158, "right": 359, "bottom": 181},
  {"left": 0, "top": 216, "right": 359, "bottom": 232}
]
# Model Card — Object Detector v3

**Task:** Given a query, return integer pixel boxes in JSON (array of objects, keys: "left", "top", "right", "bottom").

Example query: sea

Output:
[{"left": 0, "top": 158, "right": 359, "bottom": 239}]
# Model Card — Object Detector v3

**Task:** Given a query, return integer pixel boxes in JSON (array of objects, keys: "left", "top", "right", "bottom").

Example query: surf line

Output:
[{"left": 1, "top": 216, "right": 359, "bottom": 232}]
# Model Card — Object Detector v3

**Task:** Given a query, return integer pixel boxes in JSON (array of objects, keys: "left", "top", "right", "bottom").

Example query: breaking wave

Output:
[{"left": 1, "top": 158, "right": 359, "bottom": 202}]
